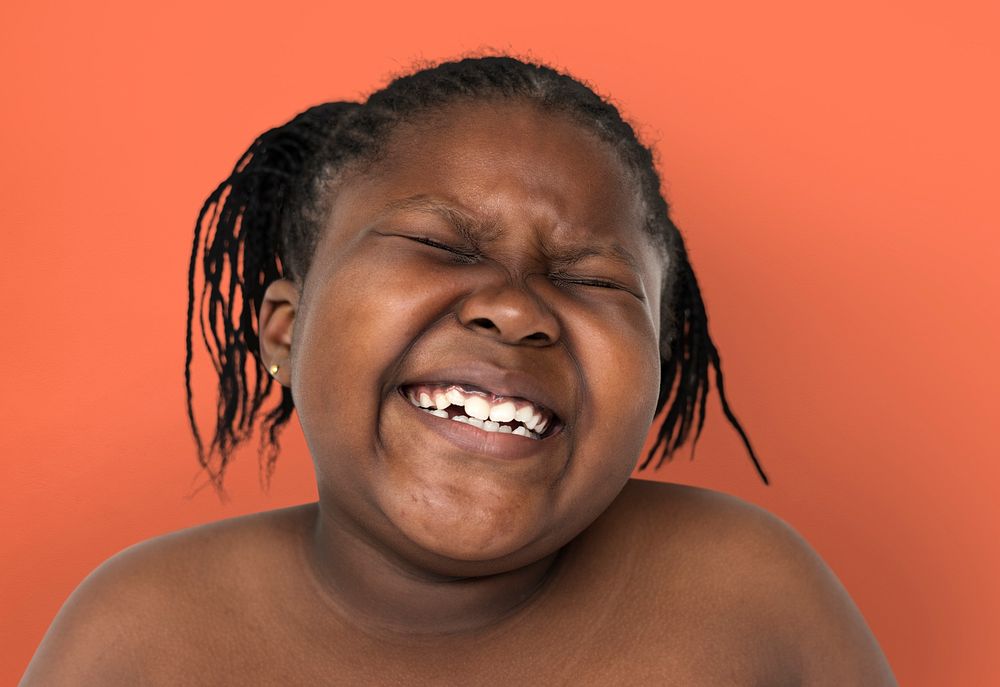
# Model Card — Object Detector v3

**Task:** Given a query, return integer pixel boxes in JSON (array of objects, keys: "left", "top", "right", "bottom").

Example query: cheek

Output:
[
  {"left": 562, "top": 294, "right": 662, "bottom": 458},
  {"left": 291, "top": 247, "right": 460, "bottom": 464}
]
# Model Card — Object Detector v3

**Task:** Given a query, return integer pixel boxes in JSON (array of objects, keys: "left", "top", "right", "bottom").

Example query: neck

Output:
[{"left": 301, "top": 502, "right": 565, "bottom": 639}]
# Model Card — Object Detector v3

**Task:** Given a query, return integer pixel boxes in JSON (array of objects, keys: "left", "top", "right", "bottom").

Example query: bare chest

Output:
[
  {"left": 153, "top": 627, "right": 789, "bottom": 686},
  {"left": 139, "top": 576, "right": 793, "bottom": 687}
]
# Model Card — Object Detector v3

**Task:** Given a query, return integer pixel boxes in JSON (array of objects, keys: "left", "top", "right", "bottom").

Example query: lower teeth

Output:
[{"left": 419, "top": 407, "right": 541, "bottom": 440}]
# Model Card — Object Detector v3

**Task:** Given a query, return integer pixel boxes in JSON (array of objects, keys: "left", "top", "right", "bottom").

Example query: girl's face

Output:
[{"left": 283, "top": 100, "right": 664, "bottom": 573}]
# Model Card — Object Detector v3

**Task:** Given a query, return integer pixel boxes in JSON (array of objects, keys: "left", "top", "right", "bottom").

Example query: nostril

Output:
[{"left": 470, "top": 317, "right": 496, "bottom": 330}]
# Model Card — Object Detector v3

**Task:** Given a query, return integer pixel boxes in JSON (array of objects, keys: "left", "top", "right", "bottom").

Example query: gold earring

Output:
[{"left": 268, "top": 363, "right": 280, "bottom": 377}]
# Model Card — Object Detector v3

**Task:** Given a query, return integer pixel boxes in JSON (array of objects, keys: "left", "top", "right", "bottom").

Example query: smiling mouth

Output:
[{"left": 399, "top": 383, "right": 561, "bottom": 440}]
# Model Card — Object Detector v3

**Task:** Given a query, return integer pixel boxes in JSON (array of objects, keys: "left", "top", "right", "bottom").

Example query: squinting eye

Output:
[
  {"left": 554, "top": 275, "right": 646, "bottom": 301},
  {"left": 408, "top": 236, "right": 477, "bottom": 262},
  {"left": 556, "top": 276, "right": 623, "bottom": 290}
]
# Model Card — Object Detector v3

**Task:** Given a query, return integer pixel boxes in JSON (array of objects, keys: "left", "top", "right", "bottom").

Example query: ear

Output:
[{"left": 258, "top": 279, "right": 300, "bottom": 386}]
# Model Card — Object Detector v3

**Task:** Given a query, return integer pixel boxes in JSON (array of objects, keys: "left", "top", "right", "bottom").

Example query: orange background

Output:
[{"left": 2, "top": 1, "right": 997, "bottom": 683}]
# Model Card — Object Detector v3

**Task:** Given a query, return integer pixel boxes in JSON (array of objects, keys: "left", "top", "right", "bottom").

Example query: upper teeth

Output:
[{"left": 404, "top": 383, "right": 554, "bottom": 437}]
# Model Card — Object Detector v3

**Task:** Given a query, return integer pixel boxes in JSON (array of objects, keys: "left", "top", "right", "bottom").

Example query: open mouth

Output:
[{"left": 399, "top": 383, "right": 562, "bottom": 441}]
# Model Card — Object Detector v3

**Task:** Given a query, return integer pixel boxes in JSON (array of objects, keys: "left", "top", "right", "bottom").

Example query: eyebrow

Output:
[
  {"left": 381, "top": 194, "right": 499, "bottom": 247},
  {"left": 380, "top": 194, "right": 642, "bottom": 273},
  {"left": 546, "top": 243, "right": 642, "bottom": 273}
]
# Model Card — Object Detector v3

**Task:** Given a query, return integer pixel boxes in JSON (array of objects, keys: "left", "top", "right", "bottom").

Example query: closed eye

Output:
[
  {"left": 554, "top": 276, "right": 624, "bottom": 289},
  {"left": 407, "top": 236, "right": 478, "bottom": 262},
  {"left": 552, "top": 275, "right": 645, "bottom": 301}
]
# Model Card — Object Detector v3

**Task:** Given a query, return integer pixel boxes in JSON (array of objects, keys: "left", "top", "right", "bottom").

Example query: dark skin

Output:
[{"left": 21, "top": 101, "right": 896, "bottom": 685}]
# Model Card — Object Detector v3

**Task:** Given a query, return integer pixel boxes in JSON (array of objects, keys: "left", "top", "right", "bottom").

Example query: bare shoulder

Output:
[
  {"left": 611, "top": 479, "right": 897, "bottom": 686},
  {"left": 20, "top": 503, "right": 316, "bottom": 686}
]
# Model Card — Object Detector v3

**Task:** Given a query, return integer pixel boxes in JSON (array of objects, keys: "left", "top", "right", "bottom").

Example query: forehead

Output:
[{"left": 347, "top": 99, "right": 649, "bottom": 252}]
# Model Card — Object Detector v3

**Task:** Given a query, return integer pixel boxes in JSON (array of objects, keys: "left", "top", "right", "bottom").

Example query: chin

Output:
[{"left": 379, "top": 483, "right": 553, "bottom": 567}]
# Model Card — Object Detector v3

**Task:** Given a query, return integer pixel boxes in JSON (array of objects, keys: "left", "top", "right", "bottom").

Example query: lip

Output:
[
  {"left": 397, "top": 389, "right": 564, "bottom": 460},
  {"left": 399, "top": 361, "right": 568, "bottom": 426}
]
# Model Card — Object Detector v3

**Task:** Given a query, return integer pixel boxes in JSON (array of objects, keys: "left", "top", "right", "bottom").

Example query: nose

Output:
[{"left": 456, "top": 281, "right": 560, "bottom": 346}]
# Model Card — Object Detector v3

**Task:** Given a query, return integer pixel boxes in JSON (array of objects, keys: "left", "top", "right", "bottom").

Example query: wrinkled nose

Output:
[{"left": 456, "top": 282, "right": 560, "bottom": 346}]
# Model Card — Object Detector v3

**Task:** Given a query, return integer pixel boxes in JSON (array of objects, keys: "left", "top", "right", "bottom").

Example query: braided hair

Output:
[{"left": 185, "top": 55, "right": 769, "bottom": 495}]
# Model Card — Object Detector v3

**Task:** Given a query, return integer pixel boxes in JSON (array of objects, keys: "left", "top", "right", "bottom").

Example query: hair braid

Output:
[
  {"left": 641, "top": 247, "right": 768, "bottom": 483},
  {"left": 185, "top": 102, "right": 357, "bottom": 494}
]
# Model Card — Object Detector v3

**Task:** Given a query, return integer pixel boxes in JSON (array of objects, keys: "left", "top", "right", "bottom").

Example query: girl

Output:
[{"left": 22, "top": 55, "right": 896, "bottom": 685}]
